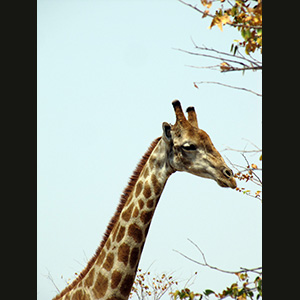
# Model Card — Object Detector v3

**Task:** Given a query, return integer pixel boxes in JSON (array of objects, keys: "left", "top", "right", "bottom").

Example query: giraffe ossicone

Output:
[{"left": 53, "top": 100, "right": 236, "bottom": 300}]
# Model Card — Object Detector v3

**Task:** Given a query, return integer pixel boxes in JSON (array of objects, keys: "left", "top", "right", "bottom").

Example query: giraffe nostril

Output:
[{"left": 223, "top": 168, "right": 233, "bottom": 178}]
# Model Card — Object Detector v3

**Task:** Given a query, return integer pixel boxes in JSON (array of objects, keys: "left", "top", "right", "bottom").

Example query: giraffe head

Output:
[{"left": 162, "top": 100, "right": 236, "bottom": 189}]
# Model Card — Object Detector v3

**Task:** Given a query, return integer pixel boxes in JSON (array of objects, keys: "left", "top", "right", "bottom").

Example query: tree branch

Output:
[
  {"left": 222, "top": 147, "right": 262, "bottom": 154},
  {"left": 174, "top": 239, "right": 262, "bottom": 275},
  {"left": 175, "top": 48, "right": 249, "bottom": 67},
  {"left": 222, "top": 66, "right": 262, "bottom": 72},
  {"left": 174, "top": 47, "right": 262, "bottom": 73},
  {"left": 241, "top": 153, "right": 262, "bottom": 185},
  {"left": 194, "top": 81, "right": 262, "bottom": 97},
  {"left": 191, "top": 41, "right": 261, "bottom": 67},
  {"left": 43, "top": 269, "right": 60, "bottom": 294}
]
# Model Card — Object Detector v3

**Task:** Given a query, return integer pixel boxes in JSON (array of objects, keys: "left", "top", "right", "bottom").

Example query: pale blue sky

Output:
[{"left": 37, "top": 1, "right": 262, "bottom": 299}]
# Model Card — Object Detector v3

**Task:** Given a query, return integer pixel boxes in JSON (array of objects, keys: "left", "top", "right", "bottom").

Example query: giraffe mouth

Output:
[{"left": 217, "top": 178, "right": 237, "bottom": 189}]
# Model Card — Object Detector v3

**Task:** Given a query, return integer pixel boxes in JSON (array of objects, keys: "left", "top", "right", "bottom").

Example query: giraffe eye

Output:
[{"left": 181, "top": 143, "right": 197, "bottom": 151}]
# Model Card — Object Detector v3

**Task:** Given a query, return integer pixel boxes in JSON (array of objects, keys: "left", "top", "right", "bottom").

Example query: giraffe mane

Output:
[{"left": 53, "top": 136, "right": 162, "bottom": 300}]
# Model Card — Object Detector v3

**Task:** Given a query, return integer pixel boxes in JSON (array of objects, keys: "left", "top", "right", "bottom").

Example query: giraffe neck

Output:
[{"left": 55, "top": 137, "right": 175, "bottom": 300}]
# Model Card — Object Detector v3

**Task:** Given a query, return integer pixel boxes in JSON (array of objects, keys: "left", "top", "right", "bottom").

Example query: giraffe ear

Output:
[{"left": 162, "top": 122, "right": 172, "bottom": 142}]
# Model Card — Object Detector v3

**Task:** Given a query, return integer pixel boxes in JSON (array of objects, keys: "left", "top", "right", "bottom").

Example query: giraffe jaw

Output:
[{"left": 216, "top": 177, "right": 237, "bottom": 189}]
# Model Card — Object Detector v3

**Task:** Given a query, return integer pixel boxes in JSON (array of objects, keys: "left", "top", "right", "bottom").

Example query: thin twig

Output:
[
  {"left": 224, "top": 154, "right": 262, "bottom": 190},
  {"left": 241, "top": 138, "right": 262, "bottom": 151},
  {"left": 222, "top": 147, "right": 262, "bottom": 153},
  {"left": 174, "top": 47, "right": 262, "bottom": 73},
  {"left": 222, "top": 66, "right": 262, "bottom": 72},
  {"left": 186, "top": 64, "right": 221, "bottom": 70},
  {"left": 188, "top": 239, "right": 208, "bottom": 265},
  {"left": 174, "top": 48, "right": 249, "bottom": 67},
  {"left": 174, "top": 239, "right": 262, "bottom": 275},
  {"left": 192, "top": 42, "right": 261, "bottom": 67},
  {"left": 241, "top": 153, "right": 262, "bottom": 185},
  {"left": 194, "top": 81, "right": 262, "bottom": 97},
  {"left": 43, "top": 269, "right": 60, "bottom": 294}
]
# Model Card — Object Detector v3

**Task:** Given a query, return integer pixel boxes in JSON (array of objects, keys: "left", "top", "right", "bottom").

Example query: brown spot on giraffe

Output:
[
  {"left": 121, "top": 203, "right": 134, "bottom": 222},
  {"left": 120, "top": 274, "right": 135, "bottom": 297},
  {"left": 116, "top": 226, "right": 126, "bottom": 243},
  {"left": 92, "top": 272, "right": 108, "bottom": 299},
  {"left": 143, "top": 181, "right": 152, "bottom": 199},
  {"left": 138, "top": 199, "right": 144, "bottom": 209},
  {"left": 135, "top": 181, "right": 143, "bottom": 197},
  {"left": 111, "top": 270, "right": 123, "bottom": 289},
  {"left": 151, "top": 174, "right": 161, "bottom": 195},
  {"left": 140, "top": 210, "right": 154, "bottom": 225},
  {"left": 128, "top": 223, "right": 143, "bottom": 243},
  {"left": 130, "top": 247, "right": 140, "bottom": 269},
  {"left": 118, "top": 242, "right": 130, "bottom": 265},
  {"left": 146, "top": 199, "right": 154, "bottom": 208},
  {"left": 103, "top": 252, "right": 114, "bottom": 272}
]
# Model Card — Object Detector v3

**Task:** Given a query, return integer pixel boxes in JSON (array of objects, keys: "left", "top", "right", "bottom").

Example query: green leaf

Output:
[
  {"left": 203, "top": 289, "right": 215, "bottom": 296},
  {"left": 243, "top": 190, "right": 250, "bottom": 194},
  {"left": 257, "top": 28, "right": 262, "bottom": 36},
  {"left": 241, "top": 28, "right": 246, "bottom": 38},
  {"left": 231, "top": 6, "right": 238, "bottom": 16},
  {"left": 241, "top": 28, "right": 251, "bottom": 40},
  {"left": 233, "top": 45, "right": 238, "bottom": 55}
]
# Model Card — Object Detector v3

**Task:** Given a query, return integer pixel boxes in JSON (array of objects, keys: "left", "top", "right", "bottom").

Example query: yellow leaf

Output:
[
  {"left": 251, "top": 163, "right": 258, "bottom": 169},
  {"left": 237, "top": 294, "right": 247, "bottom": 300},
  {"left": 208, "top": 17, "right": 216, "bottom": 30},
  {"left": 220, "top": 62, "right": 231, "bottom": 71},
  {"left": 201, "top": 0, "right": 212, "bottom": 8},
  {"left": 244, "top": 15, "right": 253, "bottom": 22},
  {"left": 219, "top": 14, "right": 231, "bottom": 25},
  {"left": 209, "top": 14, "right": 231, "bottom": 31},
  {"left": 257, "top": 37, "right": 262, "bottom": 46},
  {"left": 215, "top": 17, "right": 223, "bottom": 31}
]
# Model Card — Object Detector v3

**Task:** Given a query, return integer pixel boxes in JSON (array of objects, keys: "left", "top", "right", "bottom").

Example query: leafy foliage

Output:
[
  {"left": 130, "top": 269, "right": 178, "bottom": 300},
  {"left": 178, "top": 0, "right": 262, "bottom": 73},
  {"left": 131, "top": 269, "right": 262, "bottom": 300},
  {"left": 229, "top": 150, "right": 262, "bottom": 201},
  {"left": 201, "top": 0, "right": 262, "bottom": 55},
  {"left": 172, "top": 288, "right": 202, "bottom": 300}
]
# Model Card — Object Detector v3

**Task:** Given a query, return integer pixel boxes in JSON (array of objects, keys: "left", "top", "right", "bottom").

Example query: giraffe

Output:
[{"left": 53, "top": 100, "right": 237, "bottom": 300}]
